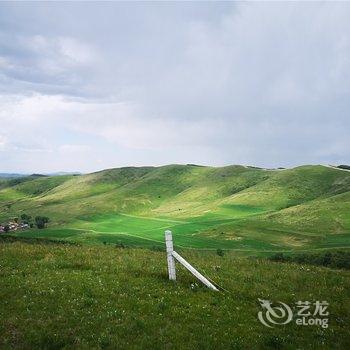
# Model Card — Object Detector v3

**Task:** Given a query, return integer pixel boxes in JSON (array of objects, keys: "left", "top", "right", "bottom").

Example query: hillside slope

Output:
[{"left": 0, "top": 164, "right": 349, "bottom": 252}]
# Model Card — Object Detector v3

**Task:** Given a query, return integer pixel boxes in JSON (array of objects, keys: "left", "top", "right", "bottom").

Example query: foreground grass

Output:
[{"left": 0, "top": 239, "right": 349, "bottom": 349}]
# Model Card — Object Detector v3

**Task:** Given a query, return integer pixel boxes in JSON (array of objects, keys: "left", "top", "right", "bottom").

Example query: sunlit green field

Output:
[
  {"left": 1, "top": 164, "right": 350, "bottom": 254},
  {"left": 10, "top": 210, "right": 277, "bottom": 250},
  {"left": 10, "top": 209, "right": 350, "bottom": 253}
]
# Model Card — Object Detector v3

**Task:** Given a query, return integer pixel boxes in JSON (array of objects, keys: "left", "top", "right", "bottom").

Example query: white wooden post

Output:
[
  {"left": 165, "top": 230, "right": 176, "bottom": 281},
  {"left": 164, "top": 230, "right": 218, "bottom": 291},
  {"left": 172, "top": 251, "right": 218, "bottom": 291}
]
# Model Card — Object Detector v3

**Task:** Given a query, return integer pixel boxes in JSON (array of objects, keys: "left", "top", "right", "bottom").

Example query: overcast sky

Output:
[{"left": 0, "top": 1, "right": 349, "bottom": 173}]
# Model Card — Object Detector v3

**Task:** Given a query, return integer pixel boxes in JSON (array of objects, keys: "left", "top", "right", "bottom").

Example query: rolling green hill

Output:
[{"left": 0, "top": 164, "right": 349, "bottom": 253}]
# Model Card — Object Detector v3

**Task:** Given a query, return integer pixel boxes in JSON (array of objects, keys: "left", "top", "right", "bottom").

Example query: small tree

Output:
[
  {"left": 35, "top": 216, "right": 49, "bottom": 229},
  {"left": 20, "top": 214, "right": 32, "bottom": 223}
]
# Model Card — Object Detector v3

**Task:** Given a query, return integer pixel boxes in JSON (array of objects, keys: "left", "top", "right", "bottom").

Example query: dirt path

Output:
[{"left": 118, "top": 213, "right": 190, "bottom": 224}]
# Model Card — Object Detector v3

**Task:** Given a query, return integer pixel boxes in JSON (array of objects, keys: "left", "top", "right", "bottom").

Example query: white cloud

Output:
[
  {"left": 22, "top": 35, "right": 97, "bottom": 70},
  {"left": 59, "top": 144, "right": 91, "bottom": 153},
  {"left": 0, "top": 93, "right": 222, "bottom": 153},
  {"left": 0, "top": 2, "right": 349, "bottom": 172},
  {"left": 0, "top": 135, "right": 7, "bottom": 149},
  {"left": 0, "top": 32, "right": 100, "bottom": 97}
]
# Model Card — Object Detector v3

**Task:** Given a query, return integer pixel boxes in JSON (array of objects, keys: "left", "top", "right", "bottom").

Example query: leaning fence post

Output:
[
  {"left": 164, "top": 230, "right": 218, "bottom": 291},
  {"left": 165, "top": 230, "right": 176, "bottom": 280}
]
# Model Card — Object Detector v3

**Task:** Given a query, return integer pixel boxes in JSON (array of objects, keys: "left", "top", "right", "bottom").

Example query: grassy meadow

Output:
[{"left": 0, "top": 238, "right": 349, "bottom": 349}]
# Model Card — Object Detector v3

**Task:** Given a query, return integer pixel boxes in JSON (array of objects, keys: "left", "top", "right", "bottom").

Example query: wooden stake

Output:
[
  {"left": 164, "top": 230, "right": 218, "bottom": 291},
  {"left": 172, "top": 251, "right": 218, "bottom": 291},
  {"left": 165, "top": 230, "right": 176, "bottom": 280}
]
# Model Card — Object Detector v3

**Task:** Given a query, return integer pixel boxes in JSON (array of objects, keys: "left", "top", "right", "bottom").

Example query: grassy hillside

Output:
[
  {"left": 0, "top": 164, "right": 349, "bottom": 253},
  {"left": 0, "top": 239, "right": 349, "bottom": 349}
]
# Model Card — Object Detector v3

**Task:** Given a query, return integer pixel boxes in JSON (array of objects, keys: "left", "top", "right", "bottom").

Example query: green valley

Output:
[{"left": 0, "top": 164, "right": 349, "bottom": 254}]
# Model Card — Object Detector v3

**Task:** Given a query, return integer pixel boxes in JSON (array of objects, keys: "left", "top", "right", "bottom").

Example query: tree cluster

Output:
[
  {"left": 20, "top": 214, "right": 50, "bottom": 229},
  {"left": 34, "top": 216, "right": 50, "bottom": 229}
]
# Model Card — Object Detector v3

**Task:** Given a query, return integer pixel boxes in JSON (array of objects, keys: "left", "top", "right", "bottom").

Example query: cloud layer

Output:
[{"left": 0, "top": 2, "right": 349, "bottom": 173}]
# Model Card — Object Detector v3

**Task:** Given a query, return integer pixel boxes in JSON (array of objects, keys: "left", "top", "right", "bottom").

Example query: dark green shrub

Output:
[
  {"left": 35, "top": 216, "right": 49, "bottom": 229},
  {"left": 216, "top": 248, "right": 224, "bottom": 257},
  {"left": 20, "top": 214, "right": 32, "bottom": 222},
  {"left": 269, "top": 253, "right": 286, "bottom": 262},
  {"left": 268, "top": 251, "right": 350, "bottom": 270},
  {"left": 337, "top": 165, "right": 350, "bottom": 170}
]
